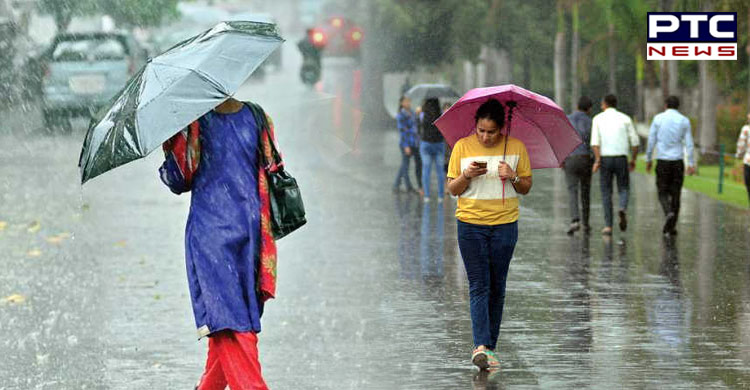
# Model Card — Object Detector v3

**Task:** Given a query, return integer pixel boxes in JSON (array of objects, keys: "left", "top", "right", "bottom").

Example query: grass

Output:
[{"left": 634, "top": 158, "right": 749, "bottom": 209}]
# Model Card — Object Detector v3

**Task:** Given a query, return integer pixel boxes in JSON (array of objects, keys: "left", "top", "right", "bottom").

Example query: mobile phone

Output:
[{"left": 474, "top": 161, "right": 488, "bottom": 169}]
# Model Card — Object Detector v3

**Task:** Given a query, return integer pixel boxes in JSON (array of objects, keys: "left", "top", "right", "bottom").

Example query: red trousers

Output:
[{"left": 197, "top": 331, "right": 269, "bottom": 390}]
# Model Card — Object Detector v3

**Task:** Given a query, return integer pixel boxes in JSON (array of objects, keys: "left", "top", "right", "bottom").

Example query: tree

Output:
[
  {"left": 603, "top": 0, "right": 616, "bottom": 94},
  {"left": 699, "top": 60, "right": 718, "bottom": 161},
  {"left": 38, "top": 0, "right": 96, "bottom": 32},
  {"left": 39, "top": 0, "right": 178, "bottom": 32},
  {"left": 569, "top": 0, "right": 580, "bottom": 112},
  {"left": 554, "top": 1, "right": 567, "bottom": 107},
  {"left": 98, "top": 0, "right": 179, "bottom": 28}
]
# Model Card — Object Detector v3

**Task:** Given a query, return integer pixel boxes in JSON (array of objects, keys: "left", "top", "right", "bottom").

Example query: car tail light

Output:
[
  {"left": 311, "top": 29, "right": 327, "bottom": 48},
  {"left": 347, "top": 27, "right": 363, "bottom": 47},
  {"left": 331, "top": 17, "right": 343, "bottom": 28}
]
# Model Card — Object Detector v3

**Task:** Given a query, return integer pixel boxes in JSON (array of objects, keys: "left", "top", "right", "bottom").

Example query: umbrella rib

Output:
[{"left": 150, "top": 61, "right": 229, "bottom": 94}]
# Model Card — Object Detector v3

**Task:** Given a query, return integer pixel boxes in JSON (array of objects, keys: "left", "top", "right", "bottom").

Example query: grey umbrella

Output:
[
  {"left": 404, "top": 83, "right": 460, "bottom": 107},
  {"left": 79, "top": 21, "right": 284, "bottom": 184}
]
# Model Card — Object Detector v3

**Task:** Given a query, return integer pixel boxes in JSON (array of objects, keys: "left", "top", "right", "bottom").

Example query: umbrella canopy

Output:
[
  {"left": 79, "top": 21, "right": 284, "bottom": 184},
  {"left": 405, "top": 83, "right": 460, "bottom": 107},
  {"left": 434, "top": 84, "right": 581, "bottom": 169}
]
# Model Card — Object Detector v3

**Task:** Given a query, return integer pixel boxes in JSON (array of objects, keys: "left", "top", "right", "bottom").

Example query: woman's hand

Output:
[
  {"left": 404, "top": 147, "right": 412, "bottom": 156},
  {"left": 498, "top": 161, "right": 516, "bottom": 180},
  {"left": 464, "top": 161, "right": 488, "bottom": 179}
]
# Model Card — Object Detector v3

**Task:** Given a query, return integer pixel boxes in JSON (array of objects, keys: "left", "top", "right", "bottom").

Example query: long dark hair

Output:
[{"left": 422, "top": 97, "right": 441, "bottom": 124}]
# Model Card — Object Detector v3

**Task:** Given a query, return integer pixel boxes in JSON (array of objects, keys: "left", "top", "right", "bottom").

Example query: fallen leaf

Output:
[
  {"left": 0, "top": 221, "right": 7, "bottom": 231},
  {"left": 153, "top": 294, "right": 162, "bottom": 300},
  {"left": 27, "top": 249, "right": 42, "bottom": 257},
  {"left": 45, "top": 232, "right": 72, "bottom": 244},
  {"left": 46, "top": 236, "right": 63, "bottom": 244},
  {"left": 36, "top": 354, "right": 49, "bottom": 365},
  {"left": 26, "top": 221, "right": 41, "bottom": 233},
  {"left": 4, "top": 294, "right": 26, "bottom": 304},
  {"left": 81, "top": 204, "right": 90, "bottom": 211},
  {"left": 113, "top": 240, "right": 127, "bottom": 248}
]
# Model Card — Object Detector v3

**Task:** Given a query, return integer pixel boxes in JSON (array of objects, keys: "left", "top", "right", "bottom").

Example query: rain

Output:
[{"left": 1, "top": 0, "right": 750, "bottom": 389}]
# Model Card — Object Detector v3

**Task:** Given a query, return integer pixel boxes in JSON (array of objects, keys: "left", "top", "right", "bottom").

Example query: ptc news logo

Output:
[{"left": 647, "top": 12, "right": 737, "bottom": 60}]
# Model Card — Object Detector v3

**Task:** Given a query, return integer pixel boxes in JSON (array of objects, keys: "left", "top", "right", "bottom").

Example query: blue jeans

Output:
[
  {"left": 393, "top": 147, "right": 415, "bottom": 190},
  {"left": 420, "top": 141, "right": 446, "bottom": 198},
  {"left": 457, "top": 220, "right": 518, "bottom": 349},
  {"left": 599, "top": 156, "right": 629, "bottom": 227}
]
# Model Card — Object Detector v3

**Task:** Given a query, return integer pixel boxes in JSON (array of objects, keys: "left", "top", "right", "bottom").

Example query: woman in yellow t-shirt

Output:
[{"left": 446, "top": 99, "right": 532, "bottom": 370}]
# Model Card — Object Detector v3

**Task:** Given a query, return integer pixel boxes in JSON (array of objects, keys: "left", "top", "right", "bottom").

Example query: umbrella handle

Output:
[
  {"left": 501, "top": 101, "right": 517, "bottom": 205},
  {"left": 502, "top": 101, "right": 517, "bottom": 160}
]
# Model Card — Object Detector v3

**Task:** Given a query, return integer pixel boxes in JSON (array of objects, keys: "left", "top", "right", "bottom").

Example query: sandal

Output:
[
  {"left": 471, "top": 347, "right": 489, "bottom": 369},
  {"left": 486, "top": 350, "right": 500, "bottom": 369}
]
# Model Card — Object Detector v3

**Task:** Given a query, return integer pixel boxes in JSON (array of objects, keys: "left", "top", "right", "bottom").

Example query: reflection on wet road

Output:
[{"left": 1, "top": 38, "right": 750, "bottom": 390}]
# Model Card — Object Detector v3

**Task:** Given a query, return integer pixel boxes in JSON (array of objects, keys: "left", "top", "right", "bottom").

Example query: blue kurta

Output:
[{"left": 160, "top": 106, "right": 263, "bottom": 338}]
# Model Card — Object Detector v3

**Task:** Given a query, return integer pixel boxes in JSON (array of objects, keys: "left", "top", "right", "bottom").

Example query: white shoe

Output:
[{"left": 423, "top": 197, "right": 430, "bottom": 203}]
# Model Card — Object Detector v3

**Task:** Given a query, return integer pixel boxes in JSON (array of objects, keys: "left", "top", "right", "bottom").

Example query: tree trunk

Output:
[
  {"left": 554, "top": 3, "right": 566, "bottom": 107},
  {"left": 668, "top": 60, "right": 678, "bottom": 95},
  {"left": 569, "top": 0, "right": 580, "bottom": 112},
  {"left": 699, "top": 61, "right": 718, "bottom": 163},
  {"left": 659, "top": 0, "right": 676, "bottom": 99},
  {"left": 660, "top": 61, "right": 670, "bottom": 99},
  {"left": 523, "top": 52, "right": 531, "bottom": 88},
  {"left": 55, "top": 12, "right": 72, "bottom": 32},
  {"left": 635, "top": 53, "right": 644, "bottom": 122},
  {"left": 607, "top": 21, "right": 616, "bottom": 94},
  {"left": 747, "top": 7, "right": 750, "bottom": 111}
]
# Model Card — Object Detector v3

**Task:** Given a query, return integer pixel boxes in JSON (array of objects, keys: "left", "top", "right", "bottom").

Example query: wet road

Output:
[{"left": 2, "top": 41, "right": 750, "bottom": 390}]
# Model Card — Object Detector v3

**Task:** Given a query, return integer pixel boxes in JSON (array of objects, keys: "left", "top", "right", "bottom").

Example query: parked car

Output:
[{"left": 40, "top": 31, "right": 145, "bottom": 129}]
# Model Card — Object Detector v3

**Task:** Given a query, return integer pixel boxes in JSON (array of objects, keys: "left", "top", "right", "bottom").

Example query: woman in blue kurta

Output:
[{"left": 159, "top": 98, "right": 269, "bottom": 390}]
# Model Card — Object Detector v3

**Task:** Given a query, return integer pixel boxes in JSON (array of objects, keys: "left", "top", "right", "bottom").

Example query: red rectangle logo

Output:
[{"left": 646, "top": 43, "right": 737, "bottom": 60}]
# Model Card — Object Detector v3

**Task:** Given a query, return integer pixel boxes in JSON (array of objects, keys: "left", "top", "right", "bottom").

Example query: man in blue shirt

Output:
[
  {"left": 564, "top": 96, "right": 593, "bottom": 234},
  {"left": 646, "top": 95, "right": 696, "bottom": 236}
]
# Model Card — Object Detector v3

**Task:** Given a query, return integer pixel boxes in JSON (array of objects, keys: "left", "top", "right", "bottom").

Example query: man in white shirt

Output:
[
  {"left": 645, "top": 96, "right": 695, "bottom": 236},
  {"left": 591, "top": 94, "right": 640, "bottom": 236}
]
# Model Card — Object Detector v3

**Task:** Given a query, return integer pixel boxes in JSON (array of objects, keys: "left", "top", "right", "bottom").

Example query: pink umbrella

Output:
[{"left": 434, "top": 84, "right": 581, "bottom": 169}]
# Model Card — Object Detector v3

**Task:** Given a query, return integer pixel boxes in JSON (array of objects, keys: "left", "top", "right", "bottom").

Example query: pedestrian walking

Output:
[
  {"left": 446, "top": 99, "right": 532, "bottom": 370},
  {"left": 736, "top": 113, "right": 750, "bottom": 206},
  {"left": 563, "top": 96, "right": 594, "bottom": 235},
  {"left": 591, "top": 94, "right": 639, "bottom": 236},
  {"left": 418, "top": 97, "right": 446, "bottom": 202},
  {"left": 159, "top": 98, "right": 276, "bottom": 390},
  {"left": 646, "top": 96, "right": 696, "bottom": 235},
  {"left": 394, "top": 96, "right": 419, "bottom": 193}
]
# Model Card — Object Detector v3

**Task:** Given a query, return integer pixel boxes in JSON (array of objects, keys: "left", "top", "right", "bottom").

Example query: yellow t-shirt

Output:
[{"left": 447, "top": 135, "right": 532, "bottom": 225}]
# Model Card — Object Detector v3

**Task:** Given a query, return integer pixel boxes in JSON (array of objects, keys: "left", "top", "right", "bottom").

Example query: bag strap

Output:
[{"left": 245, "top": 101, "right": 283, "bottom": 168}]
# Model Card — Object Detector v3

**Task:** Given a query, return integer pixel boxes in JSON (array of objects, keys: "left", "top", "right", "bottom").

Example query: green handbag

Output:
[{"left": 247, "top": 102, "right": 307, "bottom": 240}]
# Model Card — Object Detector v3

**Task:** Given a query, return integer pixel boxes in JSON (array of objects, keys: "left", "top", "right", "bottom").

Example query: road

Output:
[{"left": 1, "top": 36, "right": 750, "bottom": 390}]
